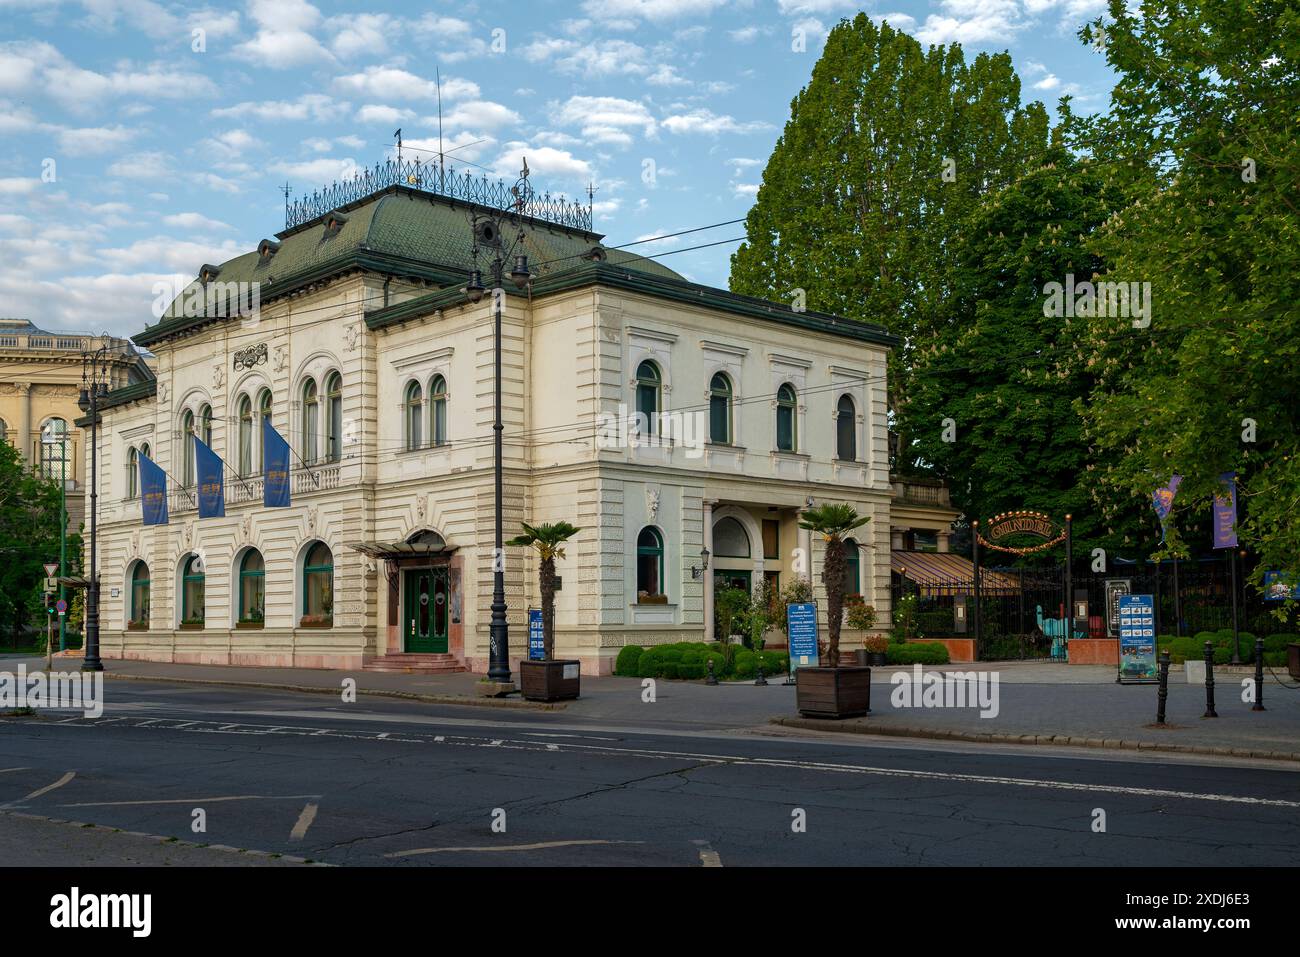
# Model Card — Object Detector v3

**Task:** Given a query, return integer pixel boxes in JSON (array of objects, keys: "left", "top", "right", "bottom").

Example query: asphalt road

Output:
[{"left": 2, "top": 679, "right": 1298, "bottom": 867}]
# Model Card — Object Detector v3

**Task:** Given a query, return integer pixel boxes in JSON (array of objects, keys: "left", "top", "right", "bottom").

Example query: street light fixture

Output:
[
  {"left": 466, "top": 159, "right": 534, "bottom": 685},
  {"left": 77, "top": 345, "right": 111, "bottom": 673}
]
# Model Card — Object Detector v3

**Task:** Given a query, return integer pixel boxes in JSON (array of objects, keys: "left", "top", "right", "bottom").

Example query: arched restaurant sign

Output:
[{"left": 976, "top": 510, "right": 1067, "bottom": 555}]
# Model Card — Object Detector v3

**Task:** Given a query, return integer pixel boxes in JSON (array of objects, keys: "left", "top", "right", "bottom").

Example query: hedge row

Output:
[
  {"left": 614, "top": 642, "right": 789, "bottom": 681},
  {"left": 886, "top": 642, "right": 950, "bottom": 665},
  {"left": 1160, "top": 631, "right": 1298, "bottom": 665}
]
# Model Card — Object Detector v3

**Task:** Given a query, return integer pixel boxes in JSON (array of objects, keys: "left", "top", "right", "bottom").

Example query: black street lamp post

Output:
[
  {"left": 77, "top": 346, "right": 112, "bottom": 673},
  {"left": 465, "top": 161, "right": 533, "bottom": 685}
]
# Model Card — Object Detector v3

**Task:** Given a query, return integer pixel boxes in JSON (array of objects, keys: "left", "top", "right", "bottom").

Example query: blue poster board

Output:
[
  {"left": 787, "top": 602, "right": 819, "bottom": 674},
  {"left": 1117, "top": 594, "right": 1157, "bottom": 683},
  {"left": 528, "top": 608, "right": 545, "bottom": 660}
]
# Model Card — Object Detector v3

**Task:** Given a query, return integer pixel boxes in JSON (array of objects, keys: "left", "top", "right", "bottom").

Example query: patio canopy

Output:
[
  {"left": 346, "top": 541, "right": 458, "bottom": 559},
  {"left": 891, "top": 551, "right": 1020, "bottom": 597}
]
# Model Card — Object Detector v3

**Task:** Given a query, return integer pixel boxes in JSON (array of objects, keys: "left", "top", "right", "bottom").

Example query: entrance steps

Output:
[{"left": 363, "top": 653, "right": 467, "bottom": 674}]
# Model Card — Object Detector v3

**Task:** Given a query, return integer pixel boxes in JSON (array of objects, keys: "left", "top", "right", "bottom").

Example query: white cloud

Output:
[
  {"left": 0, "top": 177, "right": 41, "bottom": 196},
  {"left": 327, "top": 12, "right": 398, "bottom": 58},
  {"left": 57, "top": 125, "right": 134, "bottom": 154},
  {"left": 232, "top": 0, "right": 332, "bottom": 68},
  {"left": 271, "top": 157, "right": 360, "bottom": 184},
  {"left": 334, "top": 66, "right": 477, "bottom": 102},
  {"left": 162, "top": 212, "right": 234, "bottom": 232},
  {"left": 662, "top": 108, "right": 772, "bottom": 135},
  {"left": 0, "top": 41, "right": 217, "bottom": 109},
  {"left": 356, "top": 104, "right": 416, "bottom": 125},
  {"left": 491, "top": 143, "right": 592, "bottom": 185},
  {"left": 439, "top": 100, "right": 521, "bottom": 131},
  {"left": 581, "top": 0, "right": 729, "bottom": 21},
  {"left": 552, "top": 96, "right": 657, "bottom": 145},
  {"left": 106, "top": 152, "right": 172, "bottom": 179},
  {"left": 211, "top": 94, "right": 345, "bottom": 122}
]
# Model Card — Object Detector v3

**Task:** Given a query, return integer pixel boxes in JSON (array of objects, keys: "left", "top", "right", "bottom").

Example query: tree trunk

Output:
[
  {"left": 540, "top": 555, "right": 557, "bottom": 661},
  {"left": 824, "top": 537, "right": 845, "bottom": 668}
]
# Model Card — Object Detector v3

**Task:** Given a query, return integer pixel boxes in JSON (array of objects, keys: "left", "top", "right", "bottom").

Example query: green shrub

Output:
[
  {"left": 757, "top": 651, "right": 788, "bottom": 676},
  {"left": 677, "top": 662, "right": 706, "bottom": 680},
  {"left": 916, "top": 609, "right": 954, "bottom": 635},
  {"left": 615, "top": 645, "right": 643, "bottom": 676},
  {"left": 732, "top": 649, "right": 757, "bottom": 679},
  {"left": 658, "top": 662, "right": 679, "bottom": 679},
  {"left": 1264, "top": 633, "right": 1297, "bottom": 652},
  {"left": 886, "top": 642, "right": 950, "bottom": 665},
  {"left": 1263, "top": 650, "right": 1288, "bottom": 667}
]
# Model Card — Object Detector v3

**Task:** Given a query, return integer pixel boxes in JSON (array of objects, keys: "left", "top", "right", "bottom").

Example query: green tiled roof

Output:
[{"left": 134, "top": 186, "right": 679, "bottom": 348}]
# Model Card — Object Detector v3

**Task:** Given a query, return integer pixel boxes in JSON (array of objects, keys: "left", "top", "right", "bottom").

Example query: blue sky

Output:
[{"left": 0, "top": 0, "right": 1116, "bottom": 337}]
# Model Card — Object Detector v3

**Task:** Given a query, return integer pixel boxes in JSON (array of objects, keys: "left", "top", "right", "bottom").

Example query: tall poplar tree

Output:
[{"left": 729, "top": 14, "right": 1050, "bottom": 473}]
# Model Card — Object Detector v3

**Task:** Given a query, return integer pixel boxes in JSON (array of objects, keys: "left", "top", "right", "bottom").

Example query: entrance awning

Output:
[
  {"left": 891, "top": 551, "right": 1020, "bottom": 596},
  {"left": 347, "top": 541, "right": 458, "bottom": 559}
]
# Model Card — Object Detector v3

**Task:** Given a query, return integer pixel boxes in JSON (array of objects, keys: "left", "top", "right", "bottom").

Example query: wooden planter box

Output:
[
  {"left": 796, "top": 666, "right": 871, "bottom": 719},
  {"left": 519, "top": 659, "right": 581, "bottom": 702}
]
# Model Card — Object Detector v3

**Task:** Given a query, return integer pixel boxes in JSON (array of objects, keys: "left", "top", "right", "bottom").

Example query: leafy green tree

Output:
[
  {"left": 798, "top": 504, "right": 871, "bottom": 667},
  {"left": 905, "top": 143, "right": 1147, "bottom": 555},
  {"left": 0, "top": 441, "right": 68, "bottom": 645},
  {"left": 1068, "top": 1, "right": 1300, "bottom": 591},
  {"left": 506, "top": 521, "right": 581, "bottom": 660},
  {"left": 730, "top": 14, "right": 1050, "bottom": 471}
]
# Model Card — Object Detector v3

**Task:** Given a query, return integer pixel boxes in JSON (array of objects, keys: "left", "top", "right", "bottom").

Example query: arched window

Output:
[
  {"left": 843, "top": 537, "right": 861, "bottom": 596},
  {"left": 776, "top": 383, "right": 797, "bottom": 452},
  {"left": 238, "top": 549, "right": 265, "bottom": 624},
  {"left": 430, "top": 374, "right": 448, "bottom": 447},
  {"left": 635, "top": 361, "right": 660, "bottom": 438},
  {"left": 140, "top": 441, "right": 150, "bottom": 461},
  {"left": 180, "top": 554, "right": 205, "bottom": 624},
  {"left": 0, "top": 418, "right": 7, "bottom": 446},
  {"left": 325, "top": 372, "right": 342, "bottom": 463},
  {"left": 636, "top": 526, "right": 664, "bottom": 598},
  {"left": 180, "top": 409, "right": 195, "bottom": 486},
  {"left": 709, "top": 372, "right": 732, "bottom": 444},
  {"left": 302, "top": 542, "right": 334, "bottom": 625},
  {"left": 38, "top": 418, "right": 68, "bottom": 481},
  {"left": 836, "top": 394, "right": 857, "bottom": 461},
  {"left": 237, "top": 395, "right": 253, "bottom": 477},
  {"left": 257, "top": 388, "right": 273, "bottom": 472},
  {"left": 129, "top": 561, "right": 150, "bottom": 627},
  {"left": 713, "top": 516, "right": 750, "bottom": 558},
  {"left": 301, "top": 379, "right": 319, "bottom": 464},
  {"left": 127, "top": 446, "right": 139, "bottom": 499},
  {"left": 405, "top": 381, "right": 423, "bottom": 451},
  {"left": 199, "top": 403, "right": 213, "bottom": 447}
]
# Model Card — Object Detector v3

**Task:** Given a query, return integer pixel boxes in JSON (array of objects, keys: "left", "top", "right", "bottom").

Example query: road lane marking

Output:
[
  {"left": 693, "top": 840, "right": 722, "bottom": 867},
  {"left": 24, "top": 771, "right": 75, "bottom": 802},
  {"left": 0, "top": 768, "right": 30, "bottom": 775},
  {"left": 387, "top": 839, "right": 642, "bottom": 857},
  {"left": 61, "top": 794, "right": 322, "bottom": 808},
  {"left": 290, "top": 802, "right": 319, "bottom": 841}
]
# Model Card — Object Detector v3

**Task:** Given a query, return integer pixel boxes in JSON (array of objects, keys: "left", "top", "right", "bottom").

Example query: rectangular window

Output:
[
  {"left": 762, "top": 519, "right": 780, "bottom": 560},
  {"left": 913, "top": 530, "right": 939, "bottom": 553}
]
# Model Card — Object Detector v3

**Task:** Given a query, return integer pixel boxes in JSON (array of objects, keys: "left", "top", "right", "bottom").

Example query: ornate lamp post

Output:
[
  {"left": 77, "top": 346, "right": 111, "bottom": 673},
  {"left": 465, "top": 161, "right": 533, "bottom": 684}
]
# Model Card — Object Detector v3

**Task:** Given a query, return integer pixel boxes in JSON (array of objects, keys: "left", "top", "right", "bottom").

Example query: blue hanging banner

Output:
[
  {"left": 263, "top": 418, "right": 291, "bottom": 508},
  {"left": 1211, "top": 472, "right": 1238, "bottom": 549},
  {"left": 139, "top": 452, "right": 168, "bottom": 526},
  {"left": 194, "top": 435, "right": 225, "bottom": 518}
]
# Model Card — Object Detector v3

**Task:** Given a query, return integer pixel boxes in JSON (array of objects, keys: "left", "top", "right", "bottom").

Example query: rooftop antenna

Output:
[
  {"left": 587, "top": 181, "right": 597, "bottom": 224},
  {"left": 436, "top": 67, "right": 445, "bottom": 192},
  {"left": 280, "top": 181, "right": 292, "bottom": 222},
  {"left": 394, "top": 128, "right": 403, "bottom": 165}
]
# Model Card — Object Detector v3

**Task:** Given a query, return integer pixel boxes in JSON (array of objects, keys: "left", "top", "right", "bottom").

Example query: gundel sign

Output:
[{"left": 976, "top": 510, "right": 1067, "bottom": 555}]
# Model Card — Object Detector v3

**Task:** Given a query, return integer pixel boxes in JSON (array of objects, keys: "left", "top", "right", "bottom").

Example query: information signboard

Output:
[
  {"left": 1117, "top": 593, "right": 1157, "bottom": 683},
  {"left": 787, "top": 602, "right": 819, "bottom": 674}
]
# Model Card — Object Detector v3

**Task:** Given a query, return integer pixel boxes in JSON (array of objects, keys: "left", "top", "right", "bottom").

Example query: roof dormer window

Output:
[
  {"left": 258, "top": 239, "right": 281, "bottom": 263},
  {"left": 198, "top": 264, "right": 221, "bottom": 284},
  {"left": 324, "top": 211, "right": 348, "bottom": 238}
]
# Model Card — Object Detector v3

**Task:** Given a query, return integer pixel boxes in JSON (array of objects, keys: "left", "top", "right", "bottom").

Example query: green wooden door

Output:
[{"left": 403, "top": 567, "right": 449, "bottom": 653}]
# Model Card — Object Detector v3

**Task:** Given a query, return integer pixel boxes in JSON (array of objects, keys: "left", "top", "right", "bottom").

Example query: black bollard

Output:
[
  {"left": 1203, "top": 641, "right": 1218, "bottom": 718},
  {"left": 705, "top": 658, "right": 718, "bottom": 686},
  {"left": 1156, "top": 649, "right": 1170, "bottom": 724},
  {"left": 754, "top": 659, "right": 768, "bottom": 686},
  {"left": 1252, "top": 637, "right": 1265, "bottom": 711}
]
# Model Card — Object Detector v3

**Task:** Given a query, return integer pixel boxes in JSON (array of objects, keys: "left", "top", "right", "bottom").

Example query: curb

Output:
[
  {"left": 769, "top": 717, "right": 1300, "bottom": 763},
  {"left": 101, "top": 671, "right": 567, "bottom": 711}
]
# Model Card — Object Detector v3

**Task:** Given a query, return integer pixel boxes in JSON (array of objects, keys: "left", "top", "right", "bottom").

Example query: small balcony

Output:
[{"left": 891, "top": 478, "right": 951, "bottom": 508}]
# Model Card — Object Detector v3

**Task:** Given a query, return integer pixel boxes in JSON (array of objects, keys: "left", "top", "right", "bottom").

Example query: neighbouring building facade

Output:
[
  {"left": 0, "top": 319, "right": 152, "bottom": 533},
  {"left": 83, "top": 164, "right": 913, "bottom": 675}
]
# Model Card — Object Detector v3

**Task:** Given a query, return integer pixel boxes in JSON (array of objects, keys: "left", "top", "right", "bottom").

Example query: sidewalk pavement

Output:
[{"left": 4, "top": 654, "right": 1298, "bottom": 761}]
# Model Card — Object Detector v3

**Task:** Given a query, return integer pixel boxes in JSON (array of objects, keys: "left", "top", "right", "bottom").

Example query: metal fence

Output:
[{"left": 892, "top": 555, "right": 1290, "bottom": 662}]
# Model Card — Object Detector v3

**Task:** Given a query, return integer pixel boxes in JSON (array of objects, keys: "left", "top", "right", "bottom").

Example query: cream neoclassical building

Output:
[{"left": 81, "top": 167, "right": 904, "bottom": 675}]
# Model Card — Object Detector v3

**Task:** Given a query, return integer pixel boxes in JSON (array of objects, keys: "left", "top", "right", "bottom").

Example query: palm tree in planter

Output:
[
  {"left": 795, "top": 503, "right": 872, "bottom": 718},
  {"left": 507, "top": 521, "right": 582, "bottom": 701}
]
